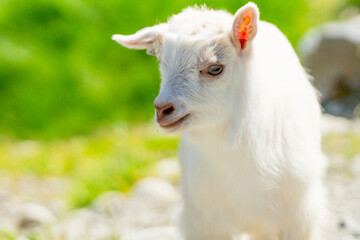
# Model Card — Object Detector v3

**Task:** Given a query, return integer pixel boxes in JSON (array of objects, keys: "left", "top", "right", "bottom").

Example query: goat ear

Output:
[
  {"left": 112, "top": 24, "right": 167, "bottom": 53},
  {"left": 232, "top": 2, "right": 259, "bottom": 53}
]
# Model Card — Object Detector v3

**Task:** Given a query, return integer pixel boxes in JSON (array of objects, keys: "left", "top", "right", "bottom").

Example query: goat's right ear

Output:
[
  {"left": 232, "top": 2, "right": 259, "bottom": 53},
  {"left": 112, "top": 24, "right": 167, "bottom": 55}
]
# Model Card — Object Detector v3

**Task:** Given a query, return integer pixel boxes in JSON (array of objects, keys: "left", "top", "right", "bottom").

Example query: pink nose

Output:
[{"left": 154, "top": 103, "right": 175, "bottom": 121}]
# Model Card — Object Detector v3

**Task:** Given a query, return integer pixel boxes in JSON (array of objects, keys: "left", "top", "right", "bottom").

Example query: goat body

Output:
[{"left": 113, "top": 3, "right": 327, "bottom": 239}]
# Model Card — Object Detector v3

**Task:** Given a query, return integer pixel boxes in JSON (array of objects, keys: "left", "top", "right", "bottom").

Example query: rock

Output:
[
  {"left": 52, "top": 209, "right": 114, "bottom": 240},
  {"left": 0, "top": 190, "right": 19, "bottom": 232},
  {"left": 121, "top": 226, "right": 180, "bottom": 240},
  {"left": 352, "top": 156, "right": 360, "bottom": 176},
  {"left": 131, "top": 178, "right": 178, "bottom": 203},
  {"left": 91, "top": 191, "right": 126, "bottom": 218},
  {"left": 155, "top": 158, "right": 180, "bottom": 182},
  {"left": 336, "top": 216, "right": 360, "bottom": 240},
  {"left": 321, "top": 114, "right": 360, "bottom": 135},
  {"left": 17, "top": 203, "right": 55, "bottom": 230},
  {"left": 87, "top": 179, "right": 181, "bottom": 237},
  {"left": 340, "top": 216, "right": 360, "bottom": 234},
  {"left": 298, "top": 16, "right": 360, "bottom": 118},
  {"left": 16, "top": 237, "right": 29, "bottom": 240},
  {"left": 321, "top": 114, "right": 353, "bottom": 134},
  {"left": 0, "top": 190, "right": 16, "bottom": 202},
  {"left": 119, "top": 178, "right": 180, "bottom": 229}
]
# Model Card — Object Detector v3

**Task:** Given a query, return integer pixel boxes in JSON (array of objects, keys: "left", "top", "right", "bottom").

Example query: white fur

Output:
[{"left": 113, "top": 3, "right": 327, "bottom": 239}]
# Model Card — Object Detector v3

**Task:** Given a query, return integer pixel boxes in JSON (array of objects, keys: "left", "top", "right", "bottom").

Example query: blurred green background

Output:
[
  {"left": 0, "top": 0, "right": 358, "bottom": 207},
  {"left": 1, "top": 0, "right": 356, "bottom": 139}
]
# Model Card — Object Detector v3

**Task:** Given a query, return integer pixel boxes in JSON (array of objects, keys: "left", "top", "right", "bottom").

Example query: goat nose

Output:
[{"left": 154, "top": 103, "right": 175, "bottom": 119}]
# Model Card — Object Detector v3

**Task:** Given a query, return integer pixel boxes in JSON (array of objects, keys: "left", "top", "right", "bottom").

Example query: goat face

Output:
[
  {"left": 113, "top": 3, "right": 259, "bottom": 132},
  {"left": 153, "top": 35, "right": 239, "bottom": 132}
]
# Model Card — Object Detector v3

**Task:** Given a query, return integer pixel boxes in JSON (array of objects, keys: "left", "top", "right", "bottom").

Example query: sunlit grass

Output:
[
  {"left": 1, "top": 123, "right": 359, "bottom": 208},
  {"left": 0, "top": 122, "right": 179, "bottom": 207},
  {"left": 0, "top": 0, "right": 352, "bottom": 139},
  {"left": 322, "top": 133, "right": 360, "bottom": 160},
  {"left": 0, "top": 231, "right": 16, "bottom": 240}
]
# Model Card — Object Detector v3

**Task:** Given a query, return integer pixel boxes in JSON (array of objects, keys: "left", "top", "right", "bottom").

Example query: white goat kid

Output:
[{"left": 113, "top": 2, "right": 327, "bottom": 240}]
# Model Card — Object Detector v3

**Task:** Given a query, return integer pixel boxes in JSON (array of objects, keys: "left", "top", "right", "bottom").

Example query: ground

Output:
[{"left": 0, "top": 114, "right": 359, "bottom": 240}]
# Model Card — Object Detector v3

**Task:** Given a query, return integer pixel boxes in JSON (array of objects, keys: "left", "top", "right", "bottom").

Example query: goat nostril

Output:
[{"left": 162, "top": 105, "right": 174, "bottom": 115}]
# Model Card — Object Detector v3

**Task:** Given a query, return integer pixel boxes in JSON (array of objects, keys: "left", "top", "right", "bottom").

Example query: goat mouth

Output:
[{"left": 159, "top": 114, "right": 190, "bottom": 129}]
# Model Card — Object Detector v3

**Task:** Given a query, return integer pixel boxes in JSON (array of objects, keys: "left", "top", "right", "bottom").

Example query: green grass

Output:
[
  {"left": 322, "top": 132, "right": 360, "bottom": 179},
  {"left": 0, "top": 231, "right": 16, "bottom": 240},
  {"left": 322, "top": 133, "right": 360, "bottom": 160},
  {"left": 1, "top": 124, "right": 359, "bottom": 208},
  {"left": 0, "top": 123, "right": 179, "bottom": 207},
  {"left": 0, "top": 0, "right": 353, "bottom": 139}
]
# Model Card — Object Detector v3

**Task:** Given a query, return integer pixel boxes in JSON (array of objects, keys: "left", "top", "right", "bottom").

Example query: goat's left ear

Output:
[
  {"left": 232, "top": 2, "right": 259, "bottom": 53},
  {"left": 112, "top": 23, "right": 167, "bottom": 55}
]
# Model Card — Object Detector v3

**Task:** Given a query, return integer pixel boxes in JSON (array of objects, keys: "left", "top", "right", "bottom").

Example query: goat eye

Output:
[{"left": 206, "top": 64, "right": 223, "bottom": 76}]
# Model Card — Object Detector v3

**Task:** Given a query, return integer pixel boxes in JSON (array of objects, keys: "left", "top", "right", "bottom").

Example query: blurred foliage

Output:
[
  {"left": 347, "top": 0, "right": 360, "bottom": 5},
  {"left": 323, "top": 132, "right": 360, "bottom": 160},
  {"left": 0, "top": 231, "right": 16, "bottom": 240},
  {"left": 323, "top": 132, "right": 360, "bottom": 179},
  {"left": 0, "top": 123, "right": 179, "bottom": 207},
  {"left": 0, "top": 123, "right": 359, "bottom": 207},
  {"left": 0, "top": 0, "right": 352, "bottom": 139},
  {"left": 0, "top": 0, "right": 357, "bottom": 208}
]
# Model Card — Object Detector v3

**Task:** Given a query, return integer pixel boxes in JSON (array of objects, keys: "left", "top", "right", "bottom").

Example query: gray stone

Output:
[
  {"left": 16, "top": 237, "right": 29, "bottom": 240},
  {"left": 299, "top": 16, "right": 360, "bottom": 118},
  {"left": 91, "top": 191, "right": 126, "bottom": 218},
  {"left": 155, "top": 158, "right": 180, "bottom": 182},
  {"left": 119, "top": 178, "right": 180, "bottom": 229},
  {"left": 121, "top": 226, "right": 180, "bottom": 240},
  {"left": 131, "top": 178, "right": 178, "bottom": 202},
  {"left": 321, "top": 114, "right": 360, "bottom": 135},
  {"left": 0, "top": 190, "right": 19, "bottom": 232},
  {"left": 17, "top": 203, "right": 55, "bottom": 230},
  {"left": 321, "top": 114, "right": 353, "bottom": 134},
  {"left": 52, "top": 209, "right": 114, "bottom": 240}
]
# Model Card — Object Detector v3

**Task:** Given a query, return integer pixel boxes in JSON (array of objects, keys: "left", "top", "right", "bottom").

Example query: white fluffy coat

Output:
[{"left": 113, "top": 3, "right": 327, "bottom": 240}]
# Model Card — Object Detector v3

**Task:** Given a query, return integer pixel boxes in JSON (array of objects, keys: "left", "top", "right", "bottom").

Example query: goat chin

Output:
[{"left": 113, "top": 2, "right": 328, "bottom": 239}]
